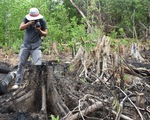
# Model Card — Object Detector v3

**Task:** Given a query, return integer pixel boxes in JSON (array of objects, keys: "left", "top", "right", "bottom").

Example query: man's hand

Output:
[
  {"left": 28, "top": 21, "right": 35, "bottom": 25},
  {"left": 19, "top": 21, "right": 35, "bottom": 30},
  {"left": 35, "top": 27, "right": 41, "bottom": 31},
  {"left": 35, "top": 27, "right": 47, "bottom": 37}
]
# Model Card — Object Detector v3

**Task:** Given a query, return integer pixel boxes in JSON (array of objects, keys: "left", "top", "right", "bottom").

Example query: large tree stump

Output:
[{"left": 0, "top": 61, "right": 81, "bottom": 119}]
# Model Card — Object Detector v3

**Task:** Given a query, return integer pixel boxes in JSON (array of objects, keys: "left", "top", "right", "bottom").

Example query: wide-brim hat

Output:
[{"left": 26, "top": 8, "right": 43, "bottom": 21}]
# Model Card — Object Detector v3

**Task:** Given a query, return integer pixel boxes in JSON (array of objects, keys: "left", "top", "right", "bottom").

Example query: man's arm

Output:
[
  {"left": 19, "top": 21, "right": 35, "bottom": 30},
  {"left": 36, "top": 28, "right": 47, "bottom": 37}
]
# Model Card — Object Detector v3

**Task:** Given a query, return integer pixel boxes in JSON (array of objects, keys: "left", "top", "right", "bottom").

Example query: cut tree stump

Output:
[
  {"left": 130, "top": 43, "right": 144, "bottom": 62},
  {"left": 0, "top": 61, "right": 80, "bottom": 120}
]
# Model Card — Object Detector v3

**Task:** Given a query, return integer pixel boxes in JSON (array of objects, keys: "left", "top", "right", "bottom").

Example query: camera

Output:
[{"left": 35, "top": 20, "right": 41, "bottom": 27}]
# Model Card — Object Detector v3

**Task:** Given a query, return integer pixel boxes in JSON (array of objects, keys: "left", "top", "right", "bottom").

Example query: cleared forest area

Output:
[{"left": 0, "top": 35, "right": 150, "bottom": 120}]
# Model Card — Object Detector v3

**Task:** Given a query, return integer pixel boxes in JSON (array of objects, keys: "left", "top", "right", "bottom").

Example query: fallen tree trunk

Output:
[
  {"left": 0, "top": 66, "right": 12, "bottom": 73},
  {"left": 0, "top": 72, "right": 16, "bottom": 95},
  {"left": 64, "top": 101, "right": 107, "bottom": 120},
  {"left": 124, "top": 59, "right": 150, "bottom": 77},
  {"left": 126, "top": 59, "right": 150, "bottom": 69}
]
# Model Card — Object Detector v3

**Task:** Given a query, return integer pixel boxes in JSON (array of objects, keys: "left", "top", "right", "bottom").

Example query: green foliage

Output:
[
  {"left": 46, "top": 5, "right": 70, "bottom": 43},
  {"left": 101, "top": 0, "right": 150, "bottom": 37},
  {"left": 43, "top": 4, "right": 92, "bottom": 53},
  {"left": 63, "top": 0, "right": 82, "bottom": 20},
  {"left": 110, "top": 30, "right": 117, "bottom": 39},
  {"left": 50, "top": 115, "right": 59, "bottom": 120},
  {"left": 0, "top": 0, "right": 149, "bottom": 54},
  {"left": 112, "top": 97, "right": 120, "bottom": 112},
  {"left": 11, "top": 39, "right": 22, "bottom": 54},
  {"left": 0, "top": 0, "right": 31, "bottom": 49},
  {"left": 68, "top": 17, "right": 87, "bottom": 49}
]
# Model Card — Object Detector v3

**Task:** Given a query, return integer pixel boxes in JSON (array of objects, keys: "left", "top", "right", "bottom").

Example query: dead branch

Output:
[
  {"left": 131, "top": 10, "right": 138, "bottom": 40},
  {"left": 124, "top": 63, "right": 150, "bottom": 77},
  {"left": 67, "top": 101, "right": 103, "bottom": 120},
  {"left": 41, "top": 85, "right": 46, "bottom": 113},
  {"left": 116, "top": 86, "right": 144, "bottom": 120},
  {"left": 120, "top": 56, "right": 147, "bottom": 78},
  {"left": 40, "top": 84, "right": 48, "bottom": 120},
  {"left": 126, "top": 59, "right": 150, "bottom": 69},
  {"left": 64, "top": 98, "right": 111, "bottom": 120},
  {"left": 115, "top": 96, "right": 128, "bottom": 120},
  {"left": 105, "top": 107, "right": 133, "bottom": 120},
  {"left": 63, "top": 94, "right": 133, "bottom": 120},
  {"left": 69, "top": 0, "right": 92, "bottom": 32}
]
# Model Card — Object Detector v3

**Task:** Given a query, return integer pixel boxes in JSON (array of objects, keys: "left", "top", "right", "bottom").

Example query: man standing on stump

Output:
[{"left": 12, "top": 8, "right": 47, "bottom": 89}]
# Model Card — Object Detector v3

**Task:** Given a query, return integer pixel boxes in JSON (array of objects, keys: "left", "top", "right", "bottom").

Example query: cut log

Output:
[
  {"left": 0, "top": 72, "right": 16, "bottom": 95},
  {"left": 65, "top": 101, "right": 104, "bottom": 120},
  {"left": 124, "top": 62, "right": 150, "bottom": 77},
  {"left": 0, "top": 66, "right": 12, "bottom": 73},
  {"left": 126, "top": 59, "right": 150, "bottom": 69}
]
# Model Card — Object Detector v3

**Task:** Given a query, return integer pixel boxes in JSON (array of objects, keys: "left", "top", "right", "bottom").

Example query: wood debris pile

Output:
[{"left": 0, "top": 35, "right": 149, "bottom": 120}]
